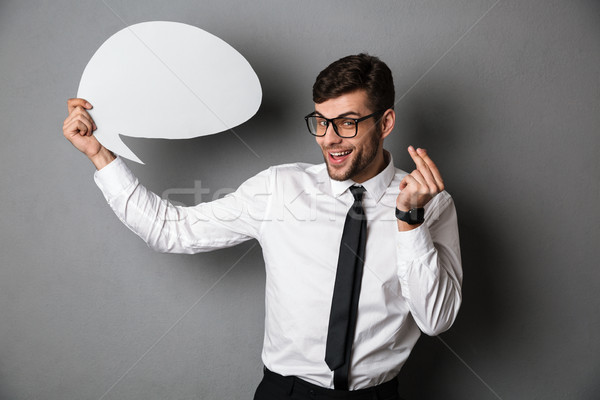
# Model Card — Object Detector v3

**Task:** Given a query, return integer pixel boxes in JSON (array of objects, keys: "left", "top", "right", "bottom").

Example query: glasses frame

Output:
[{"left": 304, "top": 110, "right": 385, "bottom": 138}]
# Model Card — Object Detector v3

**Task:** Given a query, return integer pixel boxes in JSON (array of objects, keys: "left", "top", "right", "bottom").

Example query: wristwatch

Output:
[{"left": 395, "top": 207, "right": 425, "bottom": 225}]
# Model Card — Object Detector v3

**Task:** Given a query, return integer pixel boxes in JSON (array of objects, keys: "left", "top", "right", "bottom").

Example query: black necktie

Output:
[{"left": 324, "top": 185, "right": 367, "bottom": 390}]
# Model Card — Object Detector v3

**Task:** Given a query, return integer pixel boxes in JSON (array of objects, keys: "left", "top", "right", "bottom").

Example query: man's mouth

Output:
[{"left": 328, "top": 149, "right": 353, "bottom": 164}]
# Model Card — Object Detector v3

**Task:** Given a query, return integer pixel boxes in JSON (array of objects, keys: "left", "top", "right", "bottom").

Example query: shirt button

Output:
[{"left": 308, "top": 389, "right": 316, "bottom": 397}]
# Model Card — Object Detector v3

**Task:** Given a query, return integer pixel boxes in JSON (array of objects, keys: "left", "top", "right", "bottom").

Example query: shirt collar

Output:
[{"left": 329, "top": 150, "right": 395, "bottom": 203}]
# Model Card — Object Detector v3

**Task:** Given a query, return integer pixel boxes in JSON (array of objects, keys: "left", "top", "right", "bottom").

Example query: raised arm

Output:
[
  {"left": 395, "top": 146, "right": 462, "bottom": 335},
  {"left": 62, "top": 98, "right": 271, "bottom": 254}
]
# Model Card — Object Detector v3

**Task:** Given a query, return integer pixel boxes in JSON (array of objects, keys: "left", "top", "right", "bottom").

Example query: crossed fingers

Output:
[
  {"left": 408, "top": 146, "right": 444, "bottom": 191},
  {"left": 398, "top": 146, "right": 445, "bottom": 210}
]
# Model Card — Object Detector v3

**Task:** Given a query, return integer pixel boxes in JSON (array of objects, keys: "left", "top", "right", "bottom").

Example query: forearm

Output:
[
  {"left": 94, "top": 157, "right": 266, "bottom": 253},
  {"left": 94, "top": 158, "right": 199, "bottom": 253},
  {"left": 396, "top": 193, "right": 463, "bottom": 335},
  {"left": 399, "top": 239, "right": 462, "bottom": 335}
]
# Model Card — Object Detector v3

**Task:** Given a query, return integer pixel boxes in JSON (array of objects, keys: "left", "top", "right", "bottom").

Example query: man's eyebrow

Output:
[
  {"left": 313, "top": 111, "right": 361, "bottom": 118},
  {"left": 337, "top": 111, "right": 361, "bottom": 118}
]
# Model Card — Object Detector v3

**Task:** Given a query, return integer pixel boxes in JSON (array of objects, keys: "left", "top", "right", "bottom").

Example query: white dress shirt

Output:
[{"left": 93, "top": 152, "right": 462, "bottom": 390}]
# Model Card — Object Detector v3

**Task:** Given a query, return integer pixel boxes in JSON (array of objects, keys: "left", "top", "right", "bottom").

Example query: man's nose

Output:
[{"left": 323, "top": 123, "right": 342, "bottom": 146}]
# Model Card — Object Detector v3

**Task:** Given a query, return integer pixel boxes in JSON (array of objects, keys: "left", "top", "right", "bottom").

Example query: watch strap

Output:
[{"left": 395, "top": 207, "right": 425, "bottom": 225}]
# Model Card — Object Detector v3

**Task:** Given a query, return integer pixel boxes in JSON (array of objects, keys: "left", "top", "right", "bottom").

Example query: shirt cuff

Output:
[
  {"left": 395, "top": 223, "right": 435, "bottom": 264},
  {"left": 93, "top": 156, "right": 137, "bottom": 200}
]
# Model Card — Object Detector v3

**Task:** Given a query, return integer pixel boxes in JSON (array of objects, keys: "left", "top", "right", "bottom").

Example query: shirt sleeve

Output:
[
  {"left": 395, "top": 191, "right": 463, "bottom": 336},
  {"left": 93, "top": 156, "right": 273, "bottom": 254}
]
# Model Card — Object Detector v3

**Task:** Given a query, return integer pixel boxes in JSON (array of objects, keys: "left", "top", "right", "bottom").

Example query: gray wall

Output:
[{"left": 1, "top": 1, "right": 599, "bottom": 399}]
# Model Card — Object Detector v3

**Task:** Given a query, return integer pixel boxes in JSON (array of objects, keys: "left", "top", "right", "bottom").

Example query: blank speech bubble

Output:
[{"left": 77, "top": 21, "right": 262, "bottom": 164}]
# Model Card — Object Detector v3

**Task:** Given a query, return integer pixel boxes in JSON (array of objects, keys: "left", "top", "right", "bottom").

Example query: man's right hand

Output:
[{"left": 63, "top": 98, "right": 115, "bottom": 169}]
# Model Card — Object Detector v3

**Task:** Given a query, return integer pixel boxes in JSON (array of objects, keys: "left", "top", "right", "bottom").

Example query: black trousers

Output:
[{"left": 253, "top": 368, "right": 402, "bottom": 400}]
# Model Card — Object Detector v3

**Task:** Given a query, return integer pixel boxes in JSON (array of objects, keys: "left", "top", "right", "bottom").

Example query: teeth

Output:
[{"left": 330, "top": 150, "right": 351, "bottom": 156}]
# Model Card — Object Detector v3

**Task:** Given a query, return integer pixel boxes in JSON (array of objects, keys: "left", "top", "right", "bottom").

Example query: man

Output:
[{"left": 63, "top": 53, "right": 462, "bottom": 400}]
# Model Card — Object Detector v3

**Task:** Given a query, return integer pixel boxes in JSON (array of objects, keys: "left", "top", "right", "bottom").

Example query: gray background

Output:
[{"left": 1, "top": 0, "right": 599, "bottom": 399}]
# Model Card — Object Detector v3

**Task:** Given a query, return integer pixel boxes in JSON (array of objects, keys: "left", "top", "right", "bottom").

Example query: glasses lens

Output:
[
  {"left": 307, "top": 116, "right": 328, "bottom": 136},
  {"left": 334, "top": 118, "right": 357, "bottom": 138}
]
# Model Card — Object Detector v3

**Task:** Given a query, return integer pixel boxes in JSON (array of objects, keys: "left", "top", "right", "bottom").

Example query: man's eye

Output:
[
  {"left": 316, "top": 118, "right": 328, "bottom": 127},
  {"left": 340, "top": 119, "right": 355, "bottom": 128}
]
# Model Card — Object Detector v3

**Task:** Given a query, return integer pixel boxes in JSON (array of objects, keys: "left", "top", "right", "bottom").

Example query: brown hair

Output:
[{"left": 312, "top": 53, "right": 395, "bottom": 112}]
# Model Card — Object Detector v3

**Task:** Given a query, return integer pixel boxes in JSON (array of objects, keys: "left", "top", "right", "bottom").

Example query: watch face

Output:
[{"left": 409, "top": 209, "right": 418, "bottom": 221}]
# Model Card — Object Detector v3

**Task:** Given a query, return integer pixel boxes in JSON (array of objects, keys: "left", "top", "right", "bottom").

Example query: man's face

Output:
[{"left": 315, "top": 90, "right": 384, "bottom": 182}]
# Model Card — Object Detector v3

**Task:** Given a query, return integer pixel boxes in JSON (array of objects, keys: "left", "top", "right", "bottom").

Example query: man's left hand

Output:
[{"left": 396, "top": 146, "right": 445, "bottom": 213}]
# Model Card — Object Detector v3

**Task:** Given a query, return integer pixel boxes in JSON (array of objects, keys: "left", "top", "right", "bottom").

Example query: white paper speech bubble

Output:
[{"left": 77, "top": 21, "right": 262, "bottom": 164}]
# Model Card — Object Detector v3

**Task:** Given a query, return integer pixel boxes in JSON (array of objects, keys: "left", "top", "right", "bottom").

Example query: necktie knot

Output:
[
  {"left": 349, "top": 186, "right": 366, "bottom": 219},
  {"left": 349, "top": 185, "right": 366, "bottom": 203}
]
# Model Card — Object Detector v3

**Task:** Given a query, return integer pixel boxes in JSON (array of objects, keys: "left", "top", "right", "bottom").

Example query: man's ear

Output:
[{"left": 380, "top": 109, "right": 395, "bottom": 139}]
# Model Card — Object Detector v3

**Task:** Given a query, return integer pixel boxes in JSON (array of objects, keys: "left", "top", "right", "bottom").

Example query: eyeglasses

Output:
[{"left": 304, "top": 110, "right": 384, "bottom": 138}]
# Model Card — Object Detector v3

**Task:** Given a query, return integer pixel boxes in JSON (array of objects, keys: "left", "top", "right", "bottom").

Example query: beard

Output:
[{"left": 324, "top": 127, "right": 381, "bottom": 181}]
